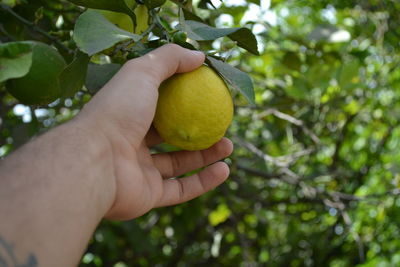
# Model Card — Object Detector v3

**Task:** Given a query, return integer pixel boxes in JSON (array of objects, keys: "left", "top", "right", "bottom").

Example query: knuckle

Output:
[
  {"left": 177, "top": 179, "right": 185, "bottom": 200},
  {"left": 169, "top": 153, "right": 181, "bottom": 177},
  {"left": 123, "top": 57, "right": 162, "bottom": 85},
  {"left": 162, "top": 43, "right": 182, "bottom": 52}
]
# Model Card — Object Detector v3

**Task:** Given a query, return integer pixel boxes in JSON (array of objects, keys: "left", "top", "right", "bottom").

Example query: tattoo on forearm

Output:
[{"left": 0, "top": 236, "right": 37, "bottom": 267}]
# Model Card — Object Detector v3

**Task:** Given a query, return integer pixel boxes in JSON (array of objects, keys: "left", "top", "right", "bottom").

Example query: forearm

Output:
[{"left": 0, "top": 117, "right": 115, "bottom": 266}]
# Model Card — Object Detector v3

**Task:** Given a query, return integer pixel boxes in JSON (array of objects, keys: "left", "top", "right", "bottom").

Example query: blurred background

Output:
[{"left": 1, "top": 0, "right": 400, "bottom": 266}]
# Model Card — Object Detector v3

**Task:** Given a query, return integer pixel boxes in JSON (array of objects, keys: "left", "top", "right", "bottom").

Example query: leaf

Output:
[
  {"left": 228, "top": 28, "right": 259, "bottom": 55},
  {"left": 207, "top": 56, "right": 255, "bottom": 105},
  {"left": 282, "top": 52, "right": 302, "bottom": 71},
  {"left": 59, "top": 51, "right": 90, "bottom": 98},
  {"left": 248, "top": 0, "right": 261, "bottom": 4},
  {"left": 198, "top": 0, "right": 216, "bottom": 9},
  {"left": 180, "top": 20, "right": 258, "bottom": 55},
  {"left": 73, "top": 10, "right": 140, "bottom": 55},
  {"left": 182, "top": 8, "right": 204, "bottom": 23},
  {"left": 0, "top": 42, "right": 33, "bottom": 82},
  {"left": 338, "top": 60, "right": 360, "bottom": 89},
  {"left": 285, "top": 77, "right": 310, "bottom": 100},
  {"left": 181, "top": 20, "right": 237, "bottom": 40},
  {"left": 85, "top": 63, "right": 121, "bottom": 94},
  {"left": 67, "top": 0, "right": 136, "bottom": 22}
]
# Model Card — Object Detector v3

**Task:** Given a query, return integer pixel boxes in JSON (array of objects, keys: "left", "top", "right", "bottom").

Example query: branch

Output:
[
  {"left": 236, "top": 163, "right": 281, "bottom": 179},
  {"left": 341, "top": 210, "right": 365, "bottom": 263},
  {"left": 257, "top": 108, "right": 321, "bottom": 144},
  {"left": 0, "top": 3, "right": 73, "bottom": 54},
  {"left": 233, "top": 136, "right": 314, "bottom": 168},
  {"left": 329, "top": 114, "right": 357, "bottom": 171},
  {"left": 236, "top": 158, "right": 400, "bottom": 205}
]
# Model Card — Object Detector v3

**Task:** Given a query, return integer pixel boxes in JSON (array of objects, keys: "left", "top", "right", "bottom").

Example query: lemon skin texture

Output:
[
  {"left": 6, "top": 41, "right": 66, "bottom": 105},
  {"left": 154, "top": 66, "right": 234, "bottom": 151}
]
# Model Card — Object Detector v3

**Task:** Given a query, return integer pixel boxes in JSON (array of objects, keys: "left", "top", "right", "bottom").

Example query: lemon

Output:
[
  {"left": 154, "top": 65, "right": 233, "bottom": 151},
  {"left": 6, "top": 41, "right": 66, "bottom": 105}
]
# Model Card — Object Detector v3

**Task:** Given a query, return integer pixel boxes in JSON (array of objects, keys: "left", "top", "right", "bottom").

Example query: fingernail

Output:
[{"left": 191, "top": 50, "right": 204, "bottom": 57}]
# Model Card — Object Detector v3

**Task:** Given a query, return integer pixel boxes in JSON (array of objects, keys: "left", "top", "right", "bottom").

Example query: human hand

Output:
[{"left": 80, "top": 44, "right": 233, "bottom": 220}]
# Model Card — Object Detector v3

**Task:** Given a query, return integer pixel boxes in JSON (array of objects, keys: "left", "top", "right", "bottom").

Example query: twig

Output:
[
  {"left": 341, "top": 210, "right": 365, "bottom": 263},
  {"left": 29, "top": 106, "right": 38, "bottom": 125},
  {"left": 236, "top": 158, "right": 400, "bottom": 205},
  {"left": 0, "top": 3, "right": 73, "bottom": 54},
  {"left": 115, "top": 22, "right": 156, "bottom": 55},
  {"left": 236, "top": 163, "right": 280, "bottom": 179},
  {"left": 233, "top": 136, "right": 313, "bottom": 168},
  {"left": 329, "top": 114, "right": 357, "bottom": 171},
  {"left": 257, "top": 108, "right": 321, "bottom": 144}
]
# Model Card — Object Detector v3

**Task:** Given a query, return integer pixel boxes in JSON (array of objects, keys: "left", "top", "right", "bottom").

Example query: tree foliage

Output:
[{"left": 1, "top": 0, "right": 400, "bottom": 266}]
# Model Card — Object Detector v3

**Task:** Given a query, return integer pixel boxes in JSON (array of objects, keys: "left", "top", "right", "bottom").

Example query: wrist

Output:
[{"left": 68, "top": 114, "right": 117, "bottom": 219}]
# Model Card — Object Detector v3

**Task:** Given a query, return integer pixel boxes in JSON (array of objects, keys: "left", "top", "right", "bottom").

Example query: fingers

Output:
[
  {"left": 123, "top": 44, "right": 205, "bottom": 86},
  {"left": 156, "top": 161, "right": 230, "bottom": 207},
  {"left": 152, "top": 138, "right": 233, "bottom": 178}
]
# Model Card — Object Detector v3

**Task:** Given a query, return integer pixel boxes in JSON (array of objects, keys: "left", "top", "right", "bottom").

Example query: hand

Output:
[{"left": 80, "top": 44, "right": 233, "bottom": 220}]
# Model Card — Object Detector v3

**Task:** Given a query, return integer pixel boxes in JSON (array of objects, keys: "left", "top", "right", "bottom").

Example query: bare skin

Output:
[{"left": 0, "top": 44, "right": 233, "bottom": 266}]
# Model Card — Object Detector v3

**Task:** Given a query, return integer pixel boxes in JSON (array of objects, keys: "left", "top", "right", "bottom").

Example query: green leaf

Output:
[
  {"left": 181, "top": 20, "right": 237, "bottom": 40},
  {"left": 73, "top": 10, "right": 140, "bottom": 55},
  {"left": 285, "top": 77, "right": 310, "bottom": 100},
  {"left": 228, "top": 28, "right": 259, "bottom": 55},
  {"left": 338, "top": 60, "right": 360, "bottom": 89},
  {"left": 182, "top": 8, "right": 204, "bottom": 23},
  {"left": 0, "top": 42, "right": 33, "bottom": 82},
  {"left": 248, "top": 0, "right": 261, "bottom": 4},
  {"left": 180, "top": 20, "right": 258, "bottom": 55},
  {"left": 207, "top": 56, "right": 255, "bottom": 105},
  {"left": 144, "top": 0, "right": 166, "bottom": 9},
  {"left": 67, "top": 0, "right": 136, "bottom": 22},
  {"left": 85, "top": 63, "right": 121, "bottom": 94},
  {"left": 59, "top": 51, "right": 90, "bottom": 98},
  {"left": 198, "top": 0, "right": 216, "bottom": 9},
  {"left": 282, "top": 52, "right": 302, "bottom": 71}
]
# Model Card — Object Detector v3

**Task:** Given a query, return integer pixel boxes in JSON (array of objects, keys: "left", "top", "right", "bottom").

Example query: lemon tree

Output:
[
  {"left": 3, "top": 0, "right": 400, "bottom": 266},
  {"left": 154, "top": 66, "right": 233, "bottom": 150}
]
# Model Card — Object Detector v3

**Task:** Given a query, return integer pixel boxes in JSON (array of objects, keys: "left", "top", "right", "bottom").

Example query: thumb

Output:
[{"left": 123, "top": 44, "right": 205, "bottom": 86}]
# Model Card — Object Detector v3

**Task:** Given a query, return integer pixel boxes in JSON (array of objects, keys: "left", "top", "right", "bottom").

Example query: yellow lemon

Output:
[{"left": 154, "top": 66, "right": 234, "bottom": 151}]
